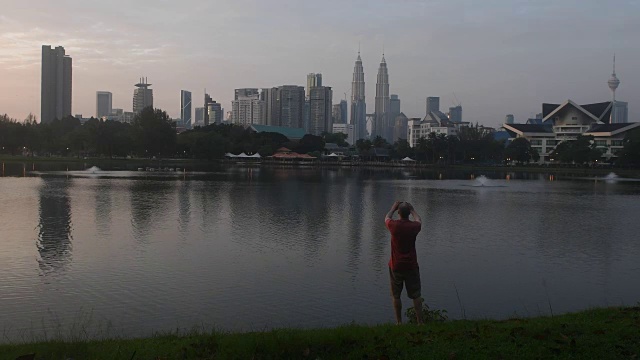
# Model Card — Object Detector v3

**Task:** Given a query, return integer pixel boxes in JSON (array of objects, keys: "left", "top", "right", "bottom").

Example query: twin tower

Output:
[{"left": 350, "top": 51, "right": 393, "bottom": 143}]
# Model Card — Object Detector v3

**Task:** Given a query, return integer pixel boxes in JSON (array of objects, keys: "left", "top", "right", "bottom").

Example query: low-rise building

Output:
[{"left": 503, "top": 100, "right": 639, "bottom": 162}]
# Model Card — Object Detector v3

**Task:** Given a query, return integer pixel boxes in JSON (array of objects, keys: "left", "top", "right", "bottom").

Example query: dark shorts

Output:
[{"left": 389, "top": 267, "right": 421, "bottom": 299}]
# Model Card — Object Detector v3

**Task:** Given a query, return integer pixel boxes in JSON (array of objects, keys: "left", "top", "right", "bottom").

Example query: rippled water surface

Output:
[{"left": 1, "top": 164, "right": 640, "bottom": 342}]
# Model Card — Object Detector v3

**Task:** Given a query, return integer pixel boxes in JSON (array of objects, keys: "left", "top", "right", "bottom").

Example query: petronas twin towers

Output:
[{"left": 349, "top": 50, "right": 393, "bottom": 142}]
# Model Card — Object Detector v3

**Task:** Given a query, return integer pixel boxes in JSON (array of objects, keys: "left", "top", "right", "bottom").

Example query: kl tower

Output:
[{"left": 608, "top": 55, "right": 620, "bottom": 123}]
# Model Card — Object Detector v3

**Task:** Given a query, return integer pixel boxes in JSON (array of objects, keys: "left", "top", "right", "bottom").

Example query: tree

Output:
[
  {"left": 132, "top": 107, "right": 177, "bottom": 157},
  {"left": 393, "top": 139, "right": 413, "bottom": 159},
  {"left": 297, "top": 134, "right": 325, "bottom": 154},
  {"left": 322, "top": 132, "right": 348, "bottom": 147},
  {"left": 356, "top": 139, "right": 372, "bottom": 153},
  {"left": 618, "top": 129, "right": 640, "bottom": 166},
  {"left": 505, "top": 137, "right": 536, "bottom": 164}
]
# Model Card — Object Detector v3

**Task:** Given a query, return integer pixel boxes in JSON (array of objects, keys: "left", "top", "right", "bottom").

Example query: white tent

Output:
[
  {"left": 237, "top": 152, "right": 249, "bottom": 158},
  {"left": 249, "top": 153, "right": 261, "bottom": 158},
  {"left": 326, "top": 153, "right": 341, "bottom": 157},
  {"left": 401, "top": 157, "right": 416, "bottom": 162},
  {"left": 225, "top": 153, "right": 237, "bottom": 158}
]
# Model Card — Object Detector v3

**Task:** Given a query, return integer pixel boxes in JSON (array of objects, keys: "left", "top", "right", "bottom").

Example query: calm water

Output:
[{"left": 1, "top": 163, "right": 640, "bottom": 342}]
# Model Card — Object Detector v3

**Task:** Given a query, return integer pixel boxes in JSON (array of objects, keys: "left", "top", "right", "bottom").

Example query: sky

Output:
[{"left": 0, "top": 0, "right": 639, "bottom": 128}]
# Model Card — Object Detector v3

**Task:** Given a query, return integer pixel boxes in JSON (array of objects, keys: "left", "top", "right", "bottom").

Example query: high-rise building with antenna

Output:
[
  {"left": 133, "top": 77, "right": 153, "bottom": 114},
  {"left": 350, "top": 49, "right": 367, "bottom": 140}
]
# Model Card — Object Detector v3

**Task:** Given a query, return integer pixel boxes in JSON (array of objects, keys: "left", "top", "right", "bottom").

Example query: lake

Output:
[{"left": 1, "top": 163, "right": 640, "bottom": 342}]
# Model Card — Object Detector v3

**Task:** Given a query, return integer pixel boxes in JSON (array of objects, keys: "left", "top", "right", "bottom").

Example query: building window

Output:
[{"left": 611, "top": 140, "right": 623, "bottom": 147}]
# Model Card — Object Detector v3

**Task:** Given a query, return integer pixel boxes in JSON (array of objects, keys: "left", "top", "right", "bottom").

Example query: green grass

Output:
[{"left": 2, "top": 307, "right": 639, "bottom": 359}]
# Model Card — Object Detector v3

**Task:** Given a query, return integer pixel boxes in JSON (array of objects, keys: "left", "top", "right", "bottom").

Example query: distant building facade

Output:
[
  {"left": 503, "top": 100, "right": 639, "bottom": 163},
  {"left": 393, "top": 113, "right": 409, "bottom": 141},
  {"left": 426, "top": 97, "right": 440, "bottom": 115},
  {"left": 306, "top": 73, "right": 322, "bottom": 99},
  {"left": 181, "top": 90, "right": 192, "bottom": 128},
  {"left": 194, "top": 107, "right": 205, "bottom": 127},
  {"left": 232, "top": 88, "right": 263, "bottom": 126},
  {"left": 350, "top": 51, "right": 367, "bottom": 140},
  {"left": 374, "top": 55, "right": 391, "bottom": 142},
  {"left": 133, "top": 78, "right": 153, "bottom": 114},
  {"left": 96, "top": 91, "right": 112, "bottom": 118},
  {"left": 505, "top": 114, "right": 515, "bottom": 124},
  {"left": 448, "top": 105, "right": 462, "bottom": 122},
  {"left": 611, "top": 101, "right": 628, "bottom": 123},
  {"left": 41, "top": 45, "right": 72, "bottom": 123},
  {"left": 309, "top": 86, "right": 333, "bottom": 136},
  {"left": 333, "top": 123, "right": 355, "bottom": 145},
  {"left": 277, "top": 85, "right": 305, "bottom": 128}
]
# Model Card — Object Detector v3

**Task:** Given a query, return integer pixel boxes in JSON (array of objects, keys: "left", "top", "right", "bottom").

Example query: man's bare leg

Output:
[
  {"left": 393, "top": 298, "right": 402, "bottom": 324},
  {"left": 412, "top": 297, "right": 424, "bottom": 324}
]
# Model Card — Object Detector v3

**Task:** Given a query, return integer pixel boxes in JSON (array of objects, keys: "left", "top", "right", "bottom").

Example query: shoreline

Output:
[
  {"left": 2, "top": 155, "right": 640, "bottom": 178},
  {"left": 1, "top": 306, "right": 638, "bottom": 359}
]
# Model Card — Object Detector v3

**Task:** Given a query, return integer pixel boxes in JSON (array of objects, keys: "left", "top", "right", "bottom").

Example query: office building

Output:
[
  {"left": 41, "top": 45, "right": 72, "bottom": 124},
  {"left": 180, "top": 90, "right": 192, "bottom": 128},
  {"left": 448, "top": 105, "right": 462, "bottom": 122},
  {"left": 505, "top": 114, "right": 515, "bottom": 124},
  {"left": 390, "top": 94, "right": 401, "bottom": 120},
  {"left": 306, "top": 73, "right": 322, "bottom": 99},
  {"left": 374, "top": 54, "right": 391, "bottom": 142},
  {"left": 309, "top": 86, "right": 333, "bottom": 136},
  {"left": 261, "top": 87, "right": 279, "bottom": 126},
  {"left": 426, "top": 97, "right": 440, "bottom": 115},
  {"left": 393, "top": 113, "right": 409, "bottom": 142},
  {"left": 277, "top": 85, "right": 305, "bottom": 128},
  {"left": 232, "top": 88, "right": 264, "bottom": 126},
  {"left": 350, "top": 51, "right": 367, "bottom": 140},
  {"left": 133, "top": 77, "right": 153, "bottom": 114},
  {"left": 96, "top": 91, "right": 112, "bottom": 118},
  {"left": 205, "top": 94, "right": 223, "bottom": 125},
  {"left": 195, "top": 107, "right": 205, "bottom": 125},
  {"left": 333, "top": 123, "right": 355, "bottom": 145}
]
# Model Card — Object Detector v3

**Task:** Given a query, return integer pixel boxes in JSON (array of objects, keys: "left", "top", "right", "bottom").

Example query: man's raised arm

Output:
[
  {"left": 385, "top": 201, "right": 400, "bottom": 221},
  {"left": 407, "top": 203, "right": 422, "bottom": 223}
]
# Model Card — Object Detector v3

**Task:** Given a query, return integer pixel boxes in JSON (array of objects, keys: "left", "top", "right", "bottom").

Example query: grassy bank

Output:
[{"left": 2, "top": 307, "right": 639, "bottom": 359}]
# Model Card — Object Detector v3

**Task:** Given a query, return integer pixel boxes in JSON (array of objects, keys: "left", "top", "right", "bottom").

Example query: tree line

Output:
[{"left": 2, "top": 108, "right": 640, "bottom": 165}]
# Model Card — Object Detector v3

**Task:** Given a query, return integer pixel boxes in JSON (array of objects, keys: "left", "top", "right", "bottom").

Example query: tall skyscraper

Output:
[
  {"left": 232, "top": 88, "right": 264, "bottom": 126},
  {"left": 339, "top": 100, "right": 348, "bottom": 125},
  {"left": 350, "top": 51, "right": 367, "bottom": 140},
  {"left": 96, "top": 91, "right": 112, "bottom": 118},
  {"left": 374, "top": 54, "right": 390, "bottom": 142},
  {"left": 133, "top": 78, "right": 153, "bottom": 114},
  {"left": 181, "top": 90, "right": 192, "bottom": 128},
  {"left": 309, "top": 86, "right": 333, "bottom": 136},
  {"left": 426, "top": 97, "right": 440, "bottom": 114},
  {"left": 448, "top": 105, "right": 462, "bottom": 122},
  {"left": 306, "top": 73, "right": 322, "bottom": 99},
  {"left": 261, "top": 87, "right": 279, "bottom": 126},
  {"left": 41, "top": 45, "right": 72, "bottom": 124},
  {"left": 277, "top": 85, "right": 305, "bottom": 128}
]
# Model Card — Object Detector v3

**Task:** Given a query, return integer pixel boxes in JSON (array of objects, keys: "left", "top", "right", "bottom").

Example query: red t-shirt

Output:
[{"left": 385, "top": 218, "right": 422, "bottom": 271}]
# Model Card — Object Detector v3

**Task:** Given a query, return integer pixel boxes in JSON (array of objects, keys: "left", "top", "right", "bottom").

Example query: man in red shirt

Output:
[{"left": 385, "top": 201, "right": 423, "bottom": 324}]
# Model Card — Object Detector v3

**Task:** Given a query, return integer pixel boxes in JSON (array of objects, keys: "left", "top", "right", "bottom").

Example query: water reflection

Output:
[
  {"left": 130, "top": 180, "right": 175, "bottom": 243},
  {"left": 37, "top": 177, "right": 73, "bottom": 274},
  {"left": 95, "top": 182, "right": 113, "bottom": 237}
]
